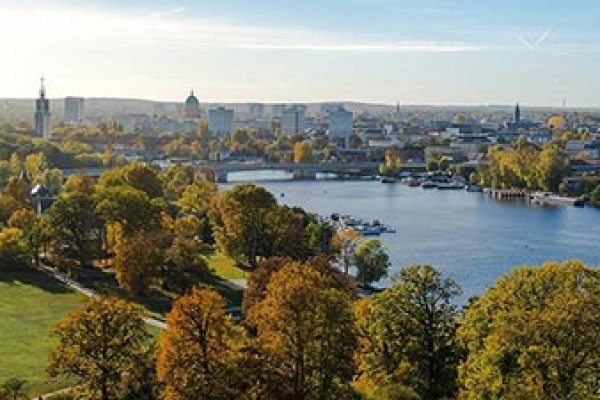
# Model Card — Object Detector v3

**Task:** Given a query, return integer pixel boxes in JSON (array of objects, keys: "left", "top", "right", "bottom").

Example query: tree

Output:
[
  {"left": 332, "top": 227, "right": 362, "bottom": 275},
  {"left": 113, "top": 229, "right": 168, "bottom": 296},
  {"left": 293, "top": 140, "right": 315, "bottom": 163},
  {"left": 96, "top": 186, "right": 163, "bottom": 237},
  {"left": 8, "top": 209, "right": 45, "bottom": 266},
  {"left": 123, "top": 163, "right": 163, "bottom": 198},
  {"left": 0, "top": 378, "right": 27, "bottom": 400},
  {"left": 177, "top": 180, "right": 216, "bottom": 215},
  {"left": 249, "top": 261, "right": 358, "bottom": 399},
  {"left": 356, "top": 265, "right": 462, "bottom": 400},
  {"left": 355, "top": 239, "right": 389, "bottom": 287},
  {"left": 47, "top": 296, "right": 150, "bottom": 400},
  {"left": 157, "top": 287, "right": 242, "bottom": 400},
  {"left": 210, "top": 183, "right": 277, "bottom": 269},
  {"left": 0, "top": 227, "right": 29, "bottom": 269},
  {"left": 242, "top": 256, "right": 293, "bottom": 318},
  {"left": 458, "top": 260, "right": 600, "bottom": 400},
  {"left": 46, "top": 192, "right": 99, "bottom": 270}
]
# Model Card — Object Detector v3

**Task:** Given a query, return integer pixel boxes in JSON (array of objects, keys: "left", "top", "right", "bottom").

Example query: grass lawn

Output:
[
  {"left": 207, "top": 253, "right": 248, "bottom": 280},
  {"left": 0, "top": 268, "right": 85, "bottom": 396}
]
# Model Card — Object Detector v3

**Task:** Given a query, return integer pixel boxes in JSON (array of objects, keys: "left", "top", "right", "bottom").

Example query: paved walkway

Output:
[{"left": 40, "top": 265, "right": 167, "bottom": 329}]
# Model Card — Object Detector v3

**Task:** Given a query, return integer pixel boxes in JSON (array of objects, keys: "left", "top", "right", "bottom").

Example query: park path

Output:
[{"left": 39, "top": 264, "right": 167, "bottom": 329}]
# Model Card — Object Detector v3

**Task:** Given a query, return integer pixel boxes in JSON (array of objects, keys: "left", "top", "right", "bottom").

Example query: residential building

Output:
[
  {"left": 64, "top": 96, "right": 84, "bottom": 124},
  {"left": 282, "top": 105, "right": 306, "bottom": 135},
  {"left": 327, "top": 106, "right": 353, "bottom": 148},
  {"left": 208, "top": 106, "right": 234, "bottom": 137}
]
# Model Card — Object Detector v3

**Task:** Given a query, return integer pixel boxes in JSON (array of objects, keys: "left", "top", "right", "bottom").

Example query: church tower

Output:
[
  {"left": 514, "top": 103, "right": 521, "bottom": 123},
  {"left": 34, "top": 77, "right": 51, "bottom": 139}
]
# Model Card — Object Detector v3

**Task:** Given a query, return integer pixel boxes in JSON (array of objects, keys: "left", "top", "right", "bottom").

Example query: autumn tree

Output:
[
  {"left": 8, "top": 208, "right": 45, "bottom": 266},
  {"left": 46, "top": 192, "right": 100, "bottom": 270},
  {"left": 95, "top": 186, "right": 163, "bottom": 237},
  {"left": 355, "top": 238, "right": 389, "bottom": 287},
  {"left": 250, "top": 261, "right": 358, "bottom": 399},
  {"left": 293, "top": 140, "right": 315, "bottom": 163},
  {"left": 333, "top": 227, "right": 362, "bottom": 274},
  {"left": 210, "top": 183, "right": 277, "bottom": 268},
  {"left": 113, "top": 229, "right": 168, "bottom": 296},
  {"left": 157, "top": 287, "right": 242, "bottom": 400},
  {"left": 122, "top": 163, "right": 163, "bottom": 198},
  {"left": 47, "top": 296, "right": 150, "bottom": 400},
  {"left": 458, "top": 260, "right": 600, "bottom": 400},
  {"left": 356, "top": 265, "right": 463, "bottom": 400}
]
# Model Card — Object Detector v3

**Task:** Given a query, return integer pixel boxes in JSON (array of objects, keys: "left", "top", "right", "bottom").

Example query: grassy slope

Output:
[
  {"left": 206, "top": 253, "right": 248, "bottom": 280},
  {"left": 0, "top": 268, "right": 85, "bottom": 396}
]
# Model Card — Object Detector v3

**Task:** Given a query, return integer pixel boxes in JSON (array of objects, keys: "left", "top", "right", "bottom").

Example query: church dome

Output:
[{"left": 185, "top": 90, "right": 199, "bottom": 106}]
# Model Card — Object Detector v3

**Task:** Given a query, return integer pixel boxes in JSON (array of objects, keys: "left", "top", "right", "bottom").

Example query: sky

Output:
[{"left": 2, "top": 0, "right": 600, "bottom": 106}]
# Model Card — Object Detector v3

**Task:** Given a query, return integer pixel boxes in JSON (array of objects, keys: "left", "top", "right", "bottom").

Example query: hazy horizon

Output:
[{"left": 3, "top": 1, "right": 600, "bottom": 107}]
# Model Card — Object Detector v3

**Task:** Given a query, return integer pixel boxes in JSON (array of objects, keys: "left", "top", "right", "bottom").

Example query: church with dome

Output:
[{"left": 184, "top": 90, "right": 201, "bottom": 119}]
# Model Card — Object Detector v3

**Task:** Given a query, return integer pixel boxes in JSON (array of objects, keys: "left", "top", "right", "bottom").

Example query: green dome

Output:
[{"left": 185, "top": 90, "right": 199, "bottom": 106}]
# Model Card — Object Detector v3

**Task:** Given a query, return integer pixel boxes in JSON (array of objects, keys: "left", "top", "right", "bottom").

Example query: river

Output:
[{"left": 226, "top": 172, "right": 600, "bottom": 301}]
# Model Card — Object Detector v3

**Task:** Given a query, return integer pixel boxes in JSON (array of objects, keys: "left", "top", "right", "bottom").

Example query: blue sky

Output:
[{"left": 2, "top": 0, "right": 600, "bottom": 106}]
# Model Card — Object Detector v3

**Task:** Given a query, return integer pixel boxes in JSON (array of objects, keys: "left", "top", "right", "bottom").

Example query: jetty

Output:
[{"left": 484, "top": 188, "right": 528, "bottom": 200}]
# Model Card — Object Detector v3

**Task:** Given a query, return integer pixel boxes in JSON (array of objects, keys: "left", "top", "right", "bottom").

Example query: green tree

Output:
[
  {"left": 356, "top": 265, "right": 462, "bottom": 400},
  {"left": 47, "top": 296, "right": 150, "bottom": 400},
  {"left": 46, "top": 192, "right": 99, "bottom": 270},
  {"left": 458, "top": 260, "right": 600, "bottom": 400},
  {"left": 355, "top": 239, "right": 389, "bottom": 287},
  {"left": 96, "top": 186, "right": 163, "bottom": 237},
  {"left": 210, "top": 183, "right": 277, "bottom": 269}
]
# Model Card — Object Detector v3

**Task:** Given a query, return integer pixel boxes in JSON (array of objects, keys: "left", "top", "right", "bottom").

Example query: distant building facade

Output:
[
  {"left": 34, "top": 78, "right": 51, "bottom": 139},
  {"left": 184, "top": 90, "right": 201, "bottom": 119},
  {"left": 327, "top": 105, "right": 353, "bottom": 148},
  {"left": 248, "top": 103, "right": 264, "bottom": 119},
  {"left": 208, "top": 106, "right": 234, "bottom": 136},
  {"left": 281, "top": 105, "right": 306, "bottom": 135},
  {"left": 64, "top": 96, "right": 84, "bottom": 124}
]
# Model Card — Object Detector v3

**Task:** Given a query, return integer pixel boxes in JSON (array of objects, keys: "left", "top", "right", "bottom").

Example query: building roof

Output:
[{"left": 185, "top": 90, "right": 199, "bottom": 106}]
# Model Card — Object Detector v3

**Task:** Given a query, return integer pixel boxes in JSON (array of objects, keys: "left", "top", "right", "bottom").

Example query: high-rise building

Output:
[
  {"left": 64, "top": 96, "right": 84, "bottom": 124},
  {"left": 34, "top": 77, "right": 51, "bottom": 139},
  {"left": 328, "top": 106, "right": 353, "bottom": 148},
  {"left": 515, "top": 103, "right": 521, "bottom": 123},
  {"left": 281, "top": 105, "right": 306, "bottom": 135},
  {"left": 248, "top": 103, "right": 264, "bottom": 119},
  {"left": 208, "top": 106, "right": 234, "bottom": 137}
]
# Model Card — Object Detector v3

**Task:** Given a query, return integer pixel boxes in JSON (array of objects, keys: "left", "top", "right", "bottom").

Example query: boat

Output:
[
  {"left": 408, "top": 178, "right": 421, "bottom": 187},
  {"left": 530, "top": 192, "right": 585, "bottom": 207},
  {"left": 466, "top": 184, "right": 483, "bottom": 192},
  {"left": 421, "top": 181, "right": 437, "bottom": 189},
  {"left": 437, "top": 181, "right": 464, "bottom": 190},
  {"left": 380, "top": 176, "right": 399, "bottom": 184},
  {"left": 356, "top": 225, "right": 382, "bottom": 236}
]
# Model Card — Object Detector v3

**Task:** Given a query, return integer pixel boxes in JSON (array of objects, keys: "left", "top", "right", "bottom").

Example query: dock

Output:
[{"left": 484, "top": 188, "right": 528, "bottom": 200}]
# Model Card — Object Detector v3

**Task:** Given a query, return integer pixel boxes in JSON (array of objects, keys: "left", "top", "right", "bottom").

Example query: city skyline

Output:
[{"left": 2, "top": 1, "right": 600, "bottom": 106}]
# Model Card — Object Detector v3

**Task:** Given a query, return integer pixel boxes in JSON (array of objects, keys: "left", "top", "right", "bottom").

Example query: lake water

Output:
[{"left": 226, "top": 173, "right": 600, "bottom": 301}]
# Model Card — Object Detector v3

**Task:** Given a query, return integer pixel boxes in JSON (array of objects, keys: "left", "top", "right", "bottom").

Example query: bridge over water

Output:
[{"left": 61, "top": 161, "right": 427, "bottom": 183}]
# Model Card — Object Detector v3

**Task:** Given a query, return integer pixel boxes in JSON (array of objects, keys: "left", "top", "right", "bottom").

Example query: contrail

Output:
[
  {"left": 513, "top": 27, "right": 553, "bottom": 50},
  {"left": 534, "top": 27, "right": 553, "bottom": 46}
]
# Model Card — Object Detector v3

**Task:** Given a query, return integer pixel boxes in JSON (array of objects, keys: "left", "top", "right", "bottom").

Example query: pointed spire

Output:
[
  {"left": 515, "top": 102, "right": 521, "bottom": 123},
  {"left": 40, "top": 76, "right": 46, "bottom": 99}
]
